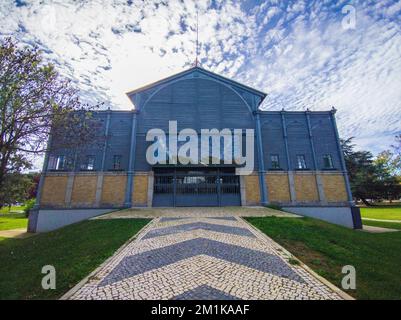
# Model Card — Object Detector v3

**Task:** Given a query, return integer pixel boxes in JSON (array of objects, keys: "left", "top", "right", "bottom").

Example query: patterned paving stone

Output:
[
  {"left": 142, "top": 222, "right": 256, "bottom": 239},
  {"left": 172, "top": 285, "right": 240, "bottom": 300},
  {"left": 68, "top": 216, "right": 345, "bottom": 300},
  {"left": 159, "top": 217, "right": 188, "bottom": 222},
  {"left": 208, "top": 217, "right": 238, "bottom": 221},
  {"left": 100, "top": 238, "right": 304, "bottom": 286}
]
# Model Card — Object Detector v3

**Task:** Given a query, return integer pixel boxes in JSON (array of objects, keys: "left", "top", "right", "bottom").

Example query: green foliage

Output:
[
  {"left": 23, "top": 198, "right": 36, "bottom": 217},
  {"left": 341, "top": 137, "right": 401, "bottom": 204},
  {"left": 0, "top": 37, "right": 102, "bottom": 204},
  {"left": 0, "top": 173, "right": 33, "bottom": 208}
]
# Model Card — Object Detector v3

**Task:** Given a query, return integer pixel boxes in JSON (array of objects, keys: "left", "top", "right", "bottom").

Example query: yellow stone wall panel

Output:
[
  {"left": 322, "top": 174, "right": 348, "bottom": 202},
  {"left": 245, "top": 174, "right": 260, "bottom": 205},
  {"left": 101, "top": 175, "right": 127, "bottom": 206},
  {"left": 266, "top": 174, "right": 291, "bottom": 202},
  {"left": 133, "top": 174, "right": 148, "bottom": 206},
  {"left": 71, "top": 175, "right": 97, "bottom": 207},
  {"left": 294, "top": 174, "right": 319, "bottom": 202},
  {"left": 40, "top": 176, "right": 68, "bottom": 206}
]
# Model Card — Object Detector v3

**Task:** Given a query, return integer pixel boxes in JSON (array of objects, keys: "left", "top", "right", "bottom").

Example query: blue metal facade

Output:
[{"left": 45, "top": 67, "right": 351, "bottom": 207}]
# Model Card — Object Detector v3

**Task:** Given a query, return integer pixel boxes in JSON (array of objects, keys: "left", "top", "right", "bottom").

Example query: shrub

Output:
[{"left": 23, "top": 199, "right": 36, "bottom": 217}]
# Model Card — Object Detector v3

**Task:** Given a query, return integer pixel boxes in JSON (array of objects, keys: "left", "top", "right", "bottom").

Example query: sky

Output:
[{"left": 1, "top": 0, "right": 400, "bottom": 161}]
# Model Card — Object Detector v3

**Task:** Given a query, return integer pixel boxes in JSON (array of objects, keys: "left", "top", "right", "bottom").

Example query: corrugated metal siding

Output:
[
  {"left": 310, "top": 114, "right": 342, "bottom": 169},
  {"left": 104, "top": 112, "right": 132, "bottom": 170},
  {"left": 135, "top": 78, "right": 255, "bottom": 171},
  {"left": 49, "top": 111, "right": 108, "bottom": 171},
  {"left": 285, "top": 113, "right": 314, "bottom": 170},
  {"left": 47, "top": 69, "right": 341, "bottom": 177},
  {"left": 260, "top": 113, "right": 288, "bottom": 170}
]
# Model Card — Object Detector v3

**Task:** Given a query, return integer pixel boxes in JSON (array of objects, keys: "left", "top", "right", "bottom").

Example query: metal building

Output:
[{"left": 29, "top": 67, "right": 362, "bottom": 231}]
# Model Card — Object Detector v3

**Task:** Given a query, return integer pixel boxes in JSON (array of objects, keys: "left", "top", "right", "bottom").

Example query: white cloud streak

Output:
[{"left": 1, "top": 0, "right": 400, "bottom": 156}]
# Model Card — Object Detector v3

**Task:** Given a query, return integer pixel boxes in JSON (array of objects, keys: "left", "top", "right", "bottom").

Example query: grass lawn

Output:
[
  {"left": 0, "top": 206, "right": 25, "bottom": 214},
  {"left": 246, "top": 216, "right": 401, "bottom": 300},
  {"left": 362, "top": 219, "right": 401, "bottom": 230},
  {"left": 0, "top": 218, "right": 150, "bottom": 300},
  {"left": 360, "top": 206, "right": 401, "bottom": 221},
  {"left": 0, "top": 213, "right": 28, "bottom": 231}
]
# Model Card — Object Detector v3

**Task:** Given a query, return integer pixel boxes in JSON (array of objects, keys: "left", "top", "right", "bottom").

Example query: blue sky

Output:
[{"left": 1, "top": 0, "right": 400, "bottom": 157}]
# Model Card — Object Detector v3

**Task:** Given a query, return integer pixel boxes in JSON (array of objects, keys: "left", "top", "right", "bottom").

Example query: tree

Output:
[
  {"left": 390, "top": 135, "right": 401, "bottom": 176},
  {"left": 0, "top": 37, "right": 102, "bottom": 205},
  {"left": 374, "top": 151, "right": 400, "bottom": 202},
  {"left": 0, "top": 172, "right": 33, "bottom": 209},
  {"left": 341, "top": 137, "right": 379, "bottom": 205},
  {"left": 341, "top": 137, "right": 401, "bottom": 205},
  {"left": 27, "top": 173, "right": 40, "bottom": 199}
]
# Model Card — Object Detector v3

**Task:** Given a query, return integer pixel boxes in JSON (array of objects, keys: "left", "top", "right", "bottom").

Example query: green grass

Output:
[
  {"left": 0, "top": 218, "right": 150, "bottom": 300},
  {"left": 246, "top": 216, "right": 401, "bottom": 300},
  {"left": 0, "top": 213, "right": 28, "bottom": 231},
  {"left": 362, "top": 219, "right": 401, "bottom": 230},
  {"left": 0, "top": 206, "right": 25, "bottom": 214},
  {"left": 360, "top": 206, "right": 401, "bottom": 221}
]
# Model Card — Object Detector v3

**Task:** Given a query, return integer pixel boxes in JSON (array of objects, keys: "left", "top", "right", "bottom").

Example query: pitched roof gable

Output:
[{"left": 126, "top": 66, "right": 267, "bottom": 103}]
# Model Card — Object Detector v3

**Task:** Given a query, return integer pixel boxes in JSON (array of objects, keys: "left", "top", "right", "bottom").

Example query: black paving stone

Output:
[
  {"left": 207, "top": 217, "right": 237, "bottom": 221},
  {"left": 142, "top": 222, "right": 255, "bottom": 239},
  {"left": 100, "top": 238, "right": 304, "bottom": 286},
  {"left": 172, "top": 285, "right": 240, "bottom": 300}
]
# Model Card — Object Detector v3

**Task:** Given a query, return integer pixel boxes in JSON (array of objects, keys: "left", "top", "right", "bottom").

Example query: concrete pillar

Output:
[
  {"left": 147, "top": 172, "right": 154, "bottom": 207},
  {"left": 65, "top": 173, "right": 75, "bottom": 207},
  {"left": 124, "top": 111, "right": 138, "bottom": 207},
  {"left": 306, "top": 111, "right": 326, "bottom": 204},
  {"left": 254, "top": 111, "right": 268, "bottom": 205},
  {"left": 281, "top": 111, "right": 296, "bottom": 204},
  {"left": 240, "top": 176, "right": 247, "bottom": 206},
  {"left": 287, "top": 171, "right": 297, "bottom": 204},
  {"left": 315, "top": 173, "right": 327, "bottom": 204},
  {"left": 95, "top": 174, "right": 104, "bottom": 207}
]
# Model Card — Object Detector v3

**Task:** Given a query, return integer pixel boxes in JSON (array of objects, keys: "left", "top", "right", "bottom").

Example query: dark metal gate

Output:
[{"left": 153, "top": 168, "right": 241, "bottom": 207}]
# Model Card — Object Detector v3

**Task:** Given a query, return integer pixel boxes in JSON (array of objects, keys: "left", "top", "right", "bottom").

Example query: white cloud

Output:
[{"left": 1, "top": 0, "right": 400, "bottom": 161}]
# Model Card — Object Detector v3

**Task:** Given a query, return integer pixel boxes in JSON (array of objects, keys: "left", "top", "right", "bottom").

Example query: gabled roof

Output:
[{"left": 125, "top": 66, "right": 267, "bottom": 100}]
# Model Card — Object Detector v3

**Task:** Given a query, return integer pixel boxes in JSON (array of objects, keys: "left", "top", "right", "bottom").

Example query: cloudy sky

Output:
[{"left": 1, "top": 0, "right": 400, "bottom": 157}]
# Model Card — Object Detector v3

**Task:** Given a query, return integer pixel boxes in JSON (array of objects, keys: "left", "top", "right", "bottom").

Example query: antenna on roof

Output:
[{"left": 195, "top": 7, "right": 199, "bottom": 67}]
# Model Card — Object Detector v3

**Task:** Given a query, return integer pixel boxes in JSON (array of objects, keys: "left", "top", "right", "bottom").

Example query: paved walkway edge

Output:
[
  {"left": 239, "top": 217, "right": 355, "bottom": 301},
  {"left": 362, "top": 218, "right": 401, "bottom": 223},
  {"left": 60, "top": 218, "right": 156, "bottom": 300}
]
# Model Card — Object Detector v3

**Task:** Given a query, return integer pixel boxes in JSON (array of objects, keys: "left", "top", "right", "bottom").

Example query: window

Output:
[
  {"left": 113, "top": 155, "right": 122, "bottom": 170},
  {"left": 270, "top": 154, "right": 280, "bottom": 169},
  {"left": 81, "top": 155, "right": 95, "bottom": 171},
  {"left": 323, "top": 154, "right": 334, "bottom": 169},
  {"left": 54, "top": 155, "right": 66, "bottom": 170},
  {"left": 296, "top": 155, "right": 307, "bottom": 169}
]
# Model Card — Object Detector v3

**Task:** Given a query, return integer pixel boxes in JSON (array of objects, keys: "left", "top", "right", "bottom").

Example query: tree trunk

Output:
[{"left": 360, "top": 197, "right": 373, "bottom": 206}]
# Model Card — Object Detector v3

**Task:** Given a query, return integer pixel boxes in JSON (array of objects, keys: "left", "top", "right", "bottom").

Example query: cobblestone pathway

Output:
[{"left": 68, "top": 217, "right": 344, "bottom": 300}]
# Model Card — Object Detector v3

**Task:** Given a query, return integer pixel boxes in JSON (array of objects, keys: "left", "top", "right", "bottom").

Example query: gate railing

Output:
[{"left": 154, "top": 172, "right": 240, "bottom": 195}]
